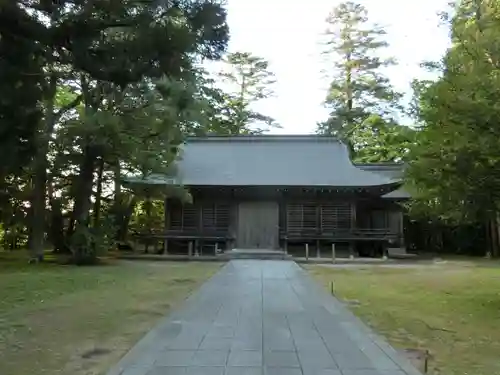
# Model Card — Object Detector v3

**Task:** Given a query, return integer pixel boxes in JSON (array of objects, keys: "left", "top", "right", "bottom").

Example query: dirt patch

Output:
[{"left": 81, "top": 347, "right": 112, "bottom": 359}]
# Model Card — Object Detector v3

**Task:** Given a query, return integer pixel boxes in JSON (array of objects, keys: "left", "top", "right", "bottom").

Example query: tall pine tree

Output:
[
  {"left": 318, "top": 1, "right": 400, "bottom": 144},
  {"left": 217, "top": 52, "right": 279, "bottom": 134}
]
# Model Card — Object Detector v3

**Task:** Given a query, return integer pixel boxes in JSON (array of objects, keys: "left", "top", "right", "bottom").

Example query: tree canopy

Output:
[
  {"left": 216, "top": 51, "right": 279, "bottom": 134},
  {"left": 406, "top": 0, "right": 500, "bottom": 224},
  {"left": 2, "top": 0, "right": 500, "bottom": 260},
  {"left": 0, "top": 0, "right": 234, "bottom": 263},
  {"left": 317, "top": 1, "right": 411, "bottom": 162}
]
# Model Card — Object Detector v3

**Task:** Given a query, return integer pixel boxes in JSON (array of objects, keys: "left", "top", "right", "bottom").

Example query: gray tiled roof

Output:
[
  {"left": 355, "top": 163, "right": 411, "bottom": 199},
  {"left": 169, "top": 135, "right": 398, "bottom": 187},
  {"left": 382, "top": 187, "right": 411, "bottom": 199},
  {"left": 354, "top": 163, "right": 405, "bottom": 180}
]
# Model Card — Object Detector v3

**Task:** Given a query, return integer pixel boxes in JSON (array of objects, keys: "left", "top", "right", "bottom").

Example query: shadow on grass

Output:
[{"left": 0, "top": 250, "right": 122, "bottom": 272}]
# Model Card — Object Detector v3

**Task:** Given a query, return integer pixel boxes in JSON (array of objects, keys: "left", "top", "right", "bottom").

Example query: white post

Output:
[
  {"left": 214, "top": 242, "right": 218, "bottom": 256},
  {"left": 194, "top": 240, "right": 200, "bottom": 257},
  {"left": 349, "top": 241, "right": 355, "bottom": 259},
  {"left": 305, "top": 243, "right": 309, "bottom": 260},
  {"left": 331, "top": 243, "right": 336, "bottom": 263},
  {"left": 188, "top": 241, "right": 193, "bottom": 259}
]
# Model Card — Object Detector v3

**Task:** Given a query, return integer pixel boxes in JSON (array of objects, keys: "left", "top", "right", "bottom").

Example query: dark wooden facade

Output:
[{"left": 161, "top": 187, "right": 404, "bottom": 256}]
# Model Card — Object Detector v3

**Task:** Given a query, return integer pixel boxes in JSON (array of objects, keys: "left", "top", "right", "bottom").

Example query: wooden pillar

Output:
[
  {"left": 282, "top": 199, "right": 288, "bottom": 254},
  {"left": 198, "top": 203, "right": 203, "bottom": 234},
  {"left": 188, "top": 241, "right": 193, "bottom": 259},
  {"left": 316, "top": 201, "right": 321, "bottom": 235},
  {"left": 388, "top": 207, "right": 405, "bottom": 248},
  {"left": 228, "top": 202, "right": 237, "bottom": 251},
  {"left": 197, "top": 203, "right": 203, "bottom": 256},
  {"left": 398, "top": 210, "right": 405, "bottom": 247},
  {"left": 350, "top": 200, "right": 357, "bottom": 258},
  {"left": 316, "top": 199, "right": 321, "bottom": 258},
  {"left": 350, "top": 200, "right": 357, "bottom": 230}
]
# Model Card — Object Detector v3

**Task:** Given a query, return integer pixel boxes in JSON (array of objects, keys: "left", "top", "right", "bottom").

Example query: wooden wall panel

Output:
[
  {"left": 237, "top": 201, "right": 279, "bottom": 249},
  {"left": 285, "top": 201, "right": 352, "bottom": 233},
  {"left": 168, "top": 202, "right": 230, "bottom": 232}
]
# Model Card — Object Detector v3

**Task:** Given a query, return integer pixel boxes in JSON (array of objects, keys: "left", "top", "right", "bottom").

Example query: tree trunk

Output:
[
  {"left": 344, "top": 52, "right": 355, "bottom": 157},
  {"left": 111, "top": 162, "right": 127, "bottom": 241},
  {"left": 93, "top": 157, "right": 105, "bottom": 227},
  {"left": 47, "top": 171, "right": 68, "bottom": 254},
  {"left": 345, "top": 52, "right": 353, "bottom": 115},
  {"left": 113, "top": 162, "right": 121, "bottom": 198},
  {"left": 50, "top": 197, "right": 67, "bottom": 253},
  {"left": 493, "top": 213, "right": 500, "bottom": 258},
  {"left": 488, "top": 217, "right": 499, "bottom": 257},
  {"left": 67, "top": 76, "right": 101, "bottom": 238},
  {"left": 68, "top": 146, "right": 96, "bottom": 236},
  {"left": 26, "top": 200, "right": 33, "bottom": 250},
  {"left": 29, "top": 74, "right": 58, "bottom": 261},
  {"left": 116, "top": 196, "right": 138, "bottom": 242}
]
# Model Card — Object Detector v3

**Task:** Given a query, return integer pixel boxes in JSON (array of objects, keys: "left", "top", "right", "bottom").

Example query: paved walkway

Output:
[{"left": 108, "top": 261, "right": 421, "bottom": 375}]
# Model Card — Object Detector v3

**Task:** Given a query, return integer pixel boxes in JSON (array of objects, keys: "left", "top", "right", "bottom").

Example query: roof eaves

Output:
[{"left": 185, "top": 134, "right": 344, "bottom": 143}]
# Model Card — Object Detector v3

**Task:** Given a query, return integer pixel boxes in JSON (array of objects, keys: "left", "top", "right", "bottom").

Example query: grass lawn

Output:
[
  {"left": 308, "top": 261, "right": 500, "bottom": 375},
  {"left": 0, "top": 256, "right": 221, "bottom": 375}
]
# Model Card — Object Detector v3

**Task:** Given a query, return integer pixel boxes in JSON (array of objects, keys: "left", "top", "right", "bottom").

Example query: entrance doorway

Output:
[{"left": 236, "top": 201, "right": 279, "bottom": 249}]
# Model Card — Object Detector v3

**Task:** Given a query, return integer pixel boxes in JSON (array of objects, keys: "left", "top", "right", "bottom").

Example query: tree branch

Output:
[{"left": 54, "top": 94, "right": 83, "bottom": 119}]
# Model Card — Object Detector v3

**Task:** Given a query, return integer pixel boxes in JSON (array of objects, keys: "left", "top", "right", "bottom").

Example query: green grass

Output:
[
  {"left": 308, "top": 262, "right": 500, "bottom": 375},
  {"left": 0, "top": 256, "right": 221, "bottom": 375}
]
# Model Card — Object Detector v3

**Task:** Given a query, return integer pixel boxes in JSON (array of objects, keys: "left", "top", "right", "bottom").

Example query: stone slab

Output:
[{"left": 106, "top": 260, "right": 422, "bottom": 375}]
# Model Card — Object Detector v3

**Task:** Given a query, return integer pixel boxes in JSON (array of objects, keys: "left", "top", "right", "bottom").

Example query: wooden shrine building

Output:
[{"left": 126, "top": 135, "right": 410, "bottom": 257}]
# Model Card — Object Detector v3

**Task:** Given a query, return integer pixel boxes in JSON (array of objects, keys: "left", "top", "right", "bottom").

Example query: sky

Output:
[{"left": 213, "top": 0, "right": 452, "bottom": 134}]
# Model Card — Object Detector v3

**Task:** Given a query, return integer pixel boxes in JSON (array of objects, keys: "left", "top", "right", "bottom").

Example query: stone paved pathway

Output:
[{"left": 107, "top": 260, "right": 421, "bottom": 375}]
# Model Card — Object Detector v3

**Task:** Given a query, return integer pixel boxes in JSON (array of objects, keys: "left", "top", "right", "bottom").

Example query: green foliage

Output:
[
  {"left": 132, "top": 200, "right": 165, "bottom": 233},
  {"left": 0, "top": 0, "right": 231, "bottom": 260},
  {"left": 317, "top": 0, "right": 408, "bottom": 163},
  {"left": 216, "top": 51, "right": 279, "bottom": 134},
  {"left": 350, "top": 115, "right": 416, "bottom": 163},
  {"left": 69, "top": 216, "right": 118, "bottom": 264},
  {"left": 318, "top": 1, "right": 401, "bottom": 140},
  {"left": 406, "top": 0, "right": 500, "bottom": 224},
  {"left": 0, "top": 19, "right": 43, "bottom": 177}
]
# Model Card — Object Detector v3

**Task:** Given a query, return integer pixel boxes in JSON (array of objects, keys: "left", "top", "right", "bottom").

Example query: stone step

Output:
[{"left": 220, "top": 249, "right": 293, "bottom": 260}]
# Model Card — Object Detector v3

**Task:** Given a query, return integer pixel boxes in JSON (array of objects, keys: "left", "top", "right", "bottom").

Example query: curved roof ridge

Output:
[
  {"left": 185, "top": 134, "right": 343, "bottom": 143},
  {"left": 175, "top": 136, "right": 397, "bottom": 187}
]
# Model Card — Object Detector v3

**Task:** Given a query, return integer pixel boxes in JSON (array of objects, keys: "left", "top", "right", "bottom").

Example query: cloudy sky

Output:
[{"left": 213, "top": 0, "right": 451, "bottom": 134}]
